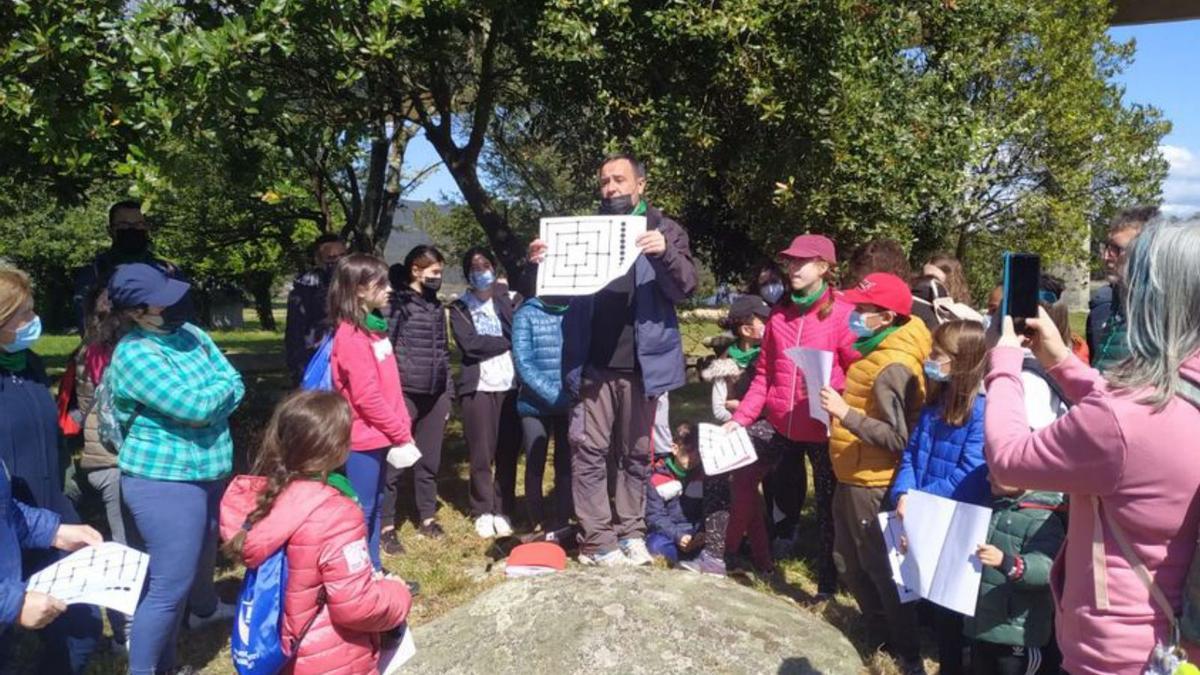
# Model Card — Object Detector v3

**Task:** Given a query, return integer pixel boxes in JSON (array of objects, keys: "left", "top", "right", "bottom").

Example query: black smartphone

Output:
[{"left": 1001, "top": 252, "right": 1041, "bottom": 328}]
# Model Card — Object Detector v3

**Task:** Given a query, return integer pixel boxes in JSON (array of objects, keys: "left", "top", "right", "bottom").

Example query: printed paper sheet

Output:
[
  {"left": 26, "top": 542, "right": 149, "bottom": 615},
  {"left": 697, "top": 423, "right": 758, "bottom": 475},
  {"left": 535, "top": 216, "right": 647, "bottom": 296}
]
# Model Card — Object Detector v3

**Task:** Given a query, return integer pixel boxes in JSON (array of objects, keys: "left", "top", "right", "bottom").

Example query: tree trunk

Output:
[
  {"left": 244, "top": 271, "right": 277, "bottom": 331},
  {"left": 442, "top": 156, "right": 529, "bottom": 283}
]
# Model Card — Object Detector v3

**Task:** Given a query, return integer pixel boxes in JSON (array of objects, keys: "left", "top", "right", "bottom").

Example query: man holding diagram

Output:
[{"left": 526, "top": 153, "right": 697, "bottom": 566}]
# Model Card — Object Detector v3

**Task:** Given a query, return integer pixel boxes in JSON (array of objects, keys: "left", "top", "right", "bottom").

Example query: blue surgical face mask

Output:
[
  {"left": 848, "top": 311, "right": 875, "bottom": 338},
  {"left": 923, "top": 359, "right": 951, "bottom": 383},
  {"left": 469, "top": 269, "right": 496, "bottom": 291},
  {"left": 760, "top": 282, "right": 785, "bottom": 305},
  {"left": 980, "top": 314, "right": 993, "bottom": 332},
  {"left": 2, "top": 315, "right": 42, "bottom": 353}
]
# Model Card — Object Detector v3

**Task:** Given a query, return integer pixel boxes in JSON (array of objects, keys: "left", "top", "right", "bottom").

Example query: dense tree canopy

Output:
[{"left": 0, "top": 0, "right": 1170, "bottom": 324}]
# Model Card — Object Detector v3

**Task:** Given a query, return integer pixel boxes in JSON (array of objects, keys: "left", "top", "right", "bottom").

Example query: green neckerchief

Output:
[
  {"left": 631, "top": 200, "right": 647, "bottom": 216},
  {"left": 541, "top": 301, "right": 569, "bottom": 314},
  {"left": 791, "top": 281, "right": 826, "bottom": 312},
  {"left": 363, "top": 311, "right": 388, "bottom": 334},
  {"left": 325, "top": 473, "right": 359, "bottom": 504},
  {"left": 854, "top": 325, "right": 899, "bottom": 357},
  {"left": 664, "top": 456, "right": 689, "bottom": 480},
  {"left": 727, "top": 342, "right": 760, "bottom": 368},
  {"left": 0, "top": 350, "right": 27, "bottom": 373}
]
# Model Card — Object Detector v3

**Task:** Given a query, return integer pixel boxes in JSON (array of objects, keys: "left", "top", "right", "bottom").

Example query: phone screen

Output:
[{"left": 1002, "top": 252, "right": 1041, "bottom": 320}]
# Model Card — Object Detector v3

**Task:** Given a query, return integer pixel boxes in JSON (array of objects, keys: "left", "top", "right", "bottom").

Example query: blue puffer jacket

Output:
[
  {"left": 512, "top": 298, "right": 569, "bottom": 417},
  {"left": 1, "top": 458, "right": 61, "bottom": 633},
  {"left": 889, "top": 394, "right": 990, "bottom": 507}
]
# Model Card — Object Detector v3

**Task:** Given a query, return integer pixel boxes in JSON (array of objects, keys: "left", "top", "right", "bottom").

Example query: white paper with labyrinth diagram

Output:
[
  {"left": 26, "top": 542, "right": 149, "bottom": 615},
  {"left": 536, "top": 216, "right": 647, "bottom": 296}
]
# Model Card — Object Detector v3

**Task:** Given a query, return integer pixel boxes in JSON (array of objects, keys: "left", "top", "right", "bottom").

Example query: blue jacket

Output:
[
  {"left": 512, "top": 298, "right": 569, "bottom": 417},
  {"left": 561, "top": 206, "right": 698, "bottom": 399},
  {"left": 889, "top": 394, "right": 990, "bottom": 507},
  {"left": 0, "top": 354, "right": 77, "bottom": 522},
  {"left": 644, "top": 459, "right": 703, "bottom": 542},
  {"left": 1, "top": 459, "right": 61, "bottom": 632}
]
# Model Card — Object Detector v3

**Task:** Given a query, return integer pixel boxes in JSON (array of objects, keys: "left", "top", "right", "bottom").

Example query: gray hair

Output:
[{"left": 1108, "top": 217, "right": 1200, "bottom": 410}]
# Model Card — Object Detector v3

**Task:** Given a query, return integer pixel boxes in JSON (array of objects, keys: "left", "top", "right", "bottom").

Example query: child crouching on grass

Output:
[
  {"left": 645, "top": 423, "right": 705, "bottom": 565},
  {"left": 966, "top": 473, "right": 1065, "bottom": 675}
]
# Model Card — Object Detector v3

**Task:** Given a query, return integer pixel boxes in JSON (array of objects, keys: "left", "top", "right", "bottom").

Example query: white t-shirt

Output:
[
  {"left": 1019, "top": 350, "right": 1068, "bottom": 430},
  {"left": 463, "top": 294, "right": 515, "bottom": 393}
]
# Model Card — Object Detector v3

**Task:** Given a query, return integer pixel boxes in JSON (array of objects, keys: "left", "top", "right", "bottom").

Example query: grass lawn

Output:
[{"left": 18, "top": 309, "right": 1094, "bottom": 673}]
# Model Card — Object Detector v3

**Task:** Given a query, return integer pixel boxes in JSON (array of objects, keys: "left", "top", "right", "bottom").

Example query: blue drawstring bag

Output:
[
  {"left": 231, "top": 546, "right": 325, "bottom": 675},
  {"left": 300, "top": 335, "right": 334, "bottom": 391}
]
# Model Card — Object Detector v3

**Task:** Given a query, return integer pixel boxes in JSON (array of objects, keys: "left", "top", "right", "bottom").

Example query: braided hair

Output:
[{"left": 223, "top": 390, "right": 353, "bottom": 558}]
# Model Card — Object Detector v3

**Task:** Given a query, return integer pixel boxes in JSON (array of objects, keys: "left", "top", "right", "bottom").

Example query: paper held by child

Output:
[
  {"left": 26, "top": 541, "right": 149, "bottom": 616},
  {"left": 379, "top": 625, "right": 416, "bottom": 675},
  {"left": 878, "top": 490, "right": 992, "bottom": 616},
  {"left": 783, "top": 347, "right": 834, "bottom": 432},
  {"left": 697, "top": 423, "right": 758, "bottom": 475}
]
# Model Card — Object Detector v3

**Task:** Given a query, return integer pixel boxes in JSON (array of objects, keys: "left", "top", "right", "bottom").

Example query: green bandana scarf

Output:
[
  {"left": 363, "top": 312, "right": 388, "bottom": 334},
  {"left": 631, "top": 200, "right": 647, "bottom": 216},
  {"left": 791, "top": 281, "right": 826, "bottom": 312},
  {"left": 853, "top": 325, "right": 899, "bottom": 357},
  {"left": 727, "top": 342, "right": 760, "bottom": 369},
  {"left": 326, "top": 473, "right": 359, "bottom": 504},
  {"left": 0, "top": 350, "right": 27, "bottom": 373},
  {"left": 664, "top": 456, "right": 689, "bottom": 480}
]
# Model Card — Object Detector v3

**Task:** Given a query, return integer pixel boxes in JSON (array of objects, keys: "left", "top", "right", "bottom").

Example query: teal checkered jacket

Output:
[{"left": 108, "top": 324, "right": 245, "bottom": 481}]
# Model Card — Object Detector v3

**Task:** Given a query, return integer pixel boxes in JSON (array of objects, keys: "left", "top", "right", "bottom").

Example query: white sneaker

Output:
[
  {"left": 474, "top": 514, "right": 496, "bottom": 539},
  {"left": 619, "top": 538, "right": 654, "bottom": 566},
  {"left": 578, "top": 549, "right": 629, "bottom": 567},
  {"left": 188, "top": 599, "right": 236, "bottom": 629},
  {"left": 492, "top": 514, "right": 513, "bottom": 537}
]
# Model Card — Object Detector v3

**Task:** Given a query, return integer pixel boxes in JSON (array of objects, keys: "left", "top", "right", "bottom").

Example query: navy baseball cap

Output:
[
  {"left": 108, "top": 263, "right": 191, "bottom": 309},
  {"left": 728, "top": 295, "right": 772, "bottom": 324}
]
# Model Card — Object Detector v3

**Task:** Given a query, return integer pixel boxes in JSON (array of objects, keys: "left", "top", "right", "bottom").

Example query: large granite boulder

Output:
[{"left": 407, "top": 567, "right": 862, "bottom": 674}]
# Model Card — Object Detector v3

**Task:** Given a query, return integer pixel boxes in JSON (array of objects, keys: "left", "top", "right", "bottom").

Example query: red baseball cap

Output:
[
  {"left": 841, "top": 273, "right": 913, "bottom": 317},
  {"left": 779, "top": 234, "right": 836, "bottom": 264}
]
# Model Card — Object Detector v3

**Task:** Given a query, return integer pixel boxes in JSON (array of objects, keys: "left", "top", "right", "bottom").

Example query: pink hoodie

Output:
[
  {"left": 220, "top": 476, "right": 411, "bottom": 675},
  {"left": 732, "top": 292, "right": 859, "bottom": 441},
  {"left": 330, "top": 321, "right": 413, "bottom": 451},
  {"left": 984, "top": 346, "right": 1200, "bottom": 674}
]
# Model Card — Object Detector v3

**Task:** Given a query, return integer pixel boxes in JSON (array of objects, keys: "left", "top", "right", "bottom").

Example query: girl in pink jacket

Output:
[
  {"left": 328, "top": 254, "right": 415, "bottom": 569},
  {"left": 985, "top": 220, "right": 1200, "bottom": 675},
  {"left": 221, "top": 390, "right": 411, "bottom": 675},
  {"left": 724, "top": 235, "right": 859, "bottom": 590}
]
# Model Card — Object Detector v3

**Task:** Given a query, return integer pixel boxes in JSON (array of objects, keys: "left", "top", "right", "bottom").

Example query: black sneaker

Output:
[
  {"left": 418, "top": 521, "right": 446, "bottom": 540},
  {"left": 381, "top": 529, "right": 406, "bottom": 556}
]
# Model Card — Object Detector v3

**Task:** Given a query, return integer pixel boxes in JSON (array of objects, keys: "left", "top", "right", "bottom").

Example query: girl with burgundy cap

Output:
[{"left": 722, "top": 235, "right": 859, "bottom": 589}]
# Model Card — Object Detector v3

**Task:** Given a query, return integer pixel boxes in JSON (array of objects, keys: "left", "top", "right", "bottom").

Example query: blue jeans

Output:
[
  {"left": 344, "top": 448, "right": 387, "bottom": 570},
  {"left": 121, "top": 476, "right": 224, "bottom": 675},
  {"left": 646, "top": 531, "right": 680, "bottom": 564}
]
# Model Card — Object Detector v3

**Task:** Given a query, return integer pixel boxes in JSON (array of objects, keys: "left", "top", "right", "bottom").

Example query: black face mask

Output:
[
  {"left": 112, "top": 228, "right": 150, "bottom": 257},
  {"left": 421, "top": 277, "right": 443, "bottom": 293},
  {"left": 599, "top": 194, "right": 635, "bottom": 215},
  {"left": 161, "top": 294, "right": 192, "bottom": 332}
]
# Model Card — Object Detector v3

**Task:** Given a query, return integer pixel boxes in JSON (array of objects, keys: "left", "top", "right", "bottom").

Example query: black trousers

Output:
[
  {"left": 382, "top": 391, "right": 452, "bottom": 526},
  {"left": 461, "top": 390, "right": 520, "bottom": 518},
  {"left": 972, "top": 641, "right": 1046, "bottom": 675},
  {"left": 520, "top": 414, "right": 572, "bottom": 528}
]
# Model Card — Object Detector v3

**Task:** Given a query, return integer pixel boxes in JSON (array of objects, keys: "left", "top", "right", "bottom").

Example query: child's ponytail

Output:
[{"left": 223, "top": 390, "right": 353, "bottom": 559}]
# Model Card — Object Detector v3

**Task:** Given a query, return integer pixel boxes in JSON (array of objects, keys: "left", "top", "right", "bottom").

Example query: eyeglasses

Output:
[{"left": 1102, "top": 241, "right": 1127, "bottom": 256}]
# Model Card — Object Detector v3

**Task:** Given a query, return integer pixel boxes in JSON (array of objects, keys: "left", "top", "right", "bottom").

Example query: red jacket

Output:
[
  {"left": 220, "top": 476, "right": 412, "bottom": 675},
  {"left": 732, "top": 292, "right": 860, "bottom": 442},
  {"left": 331, "top": 321, "right": 413, "bottom": 451}
]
